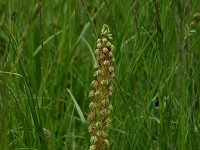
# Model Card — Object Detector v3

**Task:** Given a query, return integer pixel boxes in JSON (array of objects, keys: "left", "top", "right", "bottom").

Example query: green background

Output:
[{"left": 0, "top": 0, "right": 200, "bottom": 149}]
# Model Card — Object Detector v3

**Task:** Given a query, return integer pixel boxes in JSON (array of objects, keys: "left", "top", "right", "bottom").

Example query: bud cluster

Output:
[{"left": 88, "top": 24, "right": 115, "bottom": 150}]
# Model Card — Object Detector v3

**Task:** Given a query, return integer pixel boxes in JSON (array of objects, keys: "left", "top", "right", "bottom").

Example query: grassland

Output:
[{"left": 0, "top": 0, "right": 200, "bottom": 149}]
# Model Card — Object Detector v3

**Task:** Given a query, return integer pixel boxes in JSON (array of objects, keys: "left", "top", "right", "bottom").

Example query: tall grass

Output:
[{"left": 0, "top": 0, "right": 200, "bottom": 149}]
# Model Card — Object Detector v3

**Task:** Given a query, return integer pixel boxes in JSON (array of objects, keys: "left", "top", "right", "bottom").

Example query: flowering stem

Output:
[{"left": 88, "top": 24, "right": 115, "bottom": 150}]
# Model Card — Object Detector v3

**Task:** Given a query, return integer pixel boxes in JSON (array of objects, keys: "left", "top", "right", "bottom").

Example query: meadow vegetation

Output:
[{"left": 0, "top": 0, "right": 200, "bottom": 149}]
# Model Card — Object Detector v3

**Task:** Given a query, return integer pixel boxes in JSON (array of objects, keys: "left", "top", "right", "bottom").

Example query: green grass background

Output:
[{"left": 0, "top": 0, "right": 200, "bottom": 149}]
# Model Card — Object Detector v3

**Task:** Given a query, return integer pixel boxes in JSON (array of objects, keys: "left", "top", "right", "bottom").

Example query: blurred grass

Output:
[{"left": 0, "top": 0, "right": 200, "bottom": 149}]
